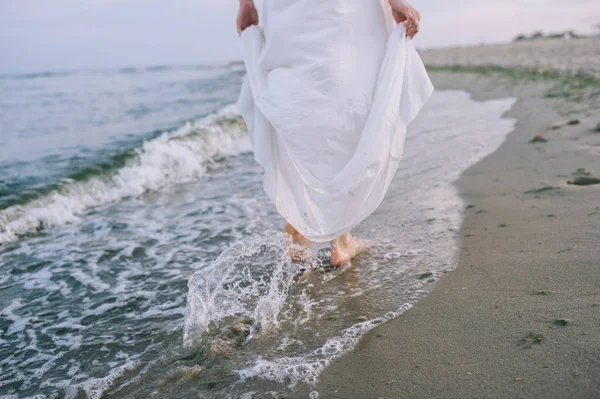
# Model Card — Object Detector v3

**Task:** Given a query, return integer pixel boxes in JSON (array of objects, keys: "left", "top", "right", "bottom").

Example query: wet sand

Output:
[{"left": 317, "top": 69, "right": 600, "bottom": 397}]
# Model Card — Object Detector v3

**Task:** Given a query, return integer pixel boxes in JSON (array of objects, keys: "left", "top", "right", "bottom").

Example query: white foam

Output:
[
  {"left": 1, "top": 299, "right": 29, "bottom": 337},
  {"left": 183, "top": 232, "right": 305, "bottom": 346},
  {"left": 74, "top": 361, "right": 140, "bottom": 399},
  {"left": 236, "top": 303, "right": 413, "bottom": 387},
  {"left": 0, "top": 105, "right": 251, "bottom": 244}
]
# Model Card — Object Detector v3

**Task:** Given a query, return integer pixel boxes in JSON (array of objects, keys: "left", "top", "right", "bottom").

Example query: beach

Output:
[
  {"left": 0, "top": 58, "right": 519, "bottom": 396},
  {"left": 1, "top": 35, "right": 599, "bottom": 398},
  {"left": 318, "top": 40, "right": 600, "bottom": 398},
  {"left": 420, "top": 37, "right": 600, "bottom": 79}
]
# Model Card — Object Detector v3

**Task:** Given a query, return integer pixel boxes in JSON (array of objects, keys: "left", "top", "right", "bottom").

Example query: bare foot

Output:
[
  {"left": 285, "top": 222, "right": 312, "bottom": 262},
  {"left": 330, "top": 232, "right": 364, "bottom": 266}
]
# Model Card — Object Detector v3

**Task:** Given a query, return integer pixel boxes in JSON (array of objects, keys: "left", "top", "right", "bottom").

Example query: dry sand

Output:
[
  {"left": 317, "top": 67, "right": 600, "bottom": 397},
  {"left": 420, "top": 37, "right": 600, "bottom": 79}
]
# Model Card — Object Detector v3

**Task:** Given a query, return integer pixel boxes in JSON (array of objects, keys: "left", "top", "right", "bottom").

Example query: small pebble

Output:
[{"left": 529, "top": 135, "right": 548, "bottom": 143}]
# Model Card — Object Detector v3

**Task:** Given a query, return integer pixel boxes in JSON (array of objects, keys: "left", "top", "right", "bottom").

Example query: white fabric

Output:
[{"left": 237, "top": 0, "right": 434, "bottom": 242}]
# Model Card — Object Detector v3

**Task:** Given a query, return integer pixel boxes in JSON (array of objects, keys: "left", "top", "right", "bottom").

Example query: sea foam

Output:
[{"left": 0, "top": 105, "right": 251, "bottom": 244}]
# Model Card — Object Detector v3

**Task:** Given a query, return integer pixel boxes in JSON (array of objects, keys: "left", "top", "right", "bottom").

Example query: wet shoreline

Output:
[{"left": 317, "top": 69, "right": 600, "bottom": 397}]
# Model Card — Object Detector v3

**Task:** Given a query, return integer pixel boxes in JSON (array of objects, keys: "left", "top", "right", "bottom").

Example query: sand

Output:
[
  {"left": 317, "top": 66, "right": 600, "bottom": 397},
  {"left": 420, "top": 37, "right": 600, "bottom": 79}
]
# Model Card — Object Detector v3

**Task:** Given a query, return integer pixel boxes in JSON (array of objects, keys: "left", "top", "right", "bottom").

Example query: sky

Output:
[{"left": 0, "top": 0, "right": 598, "bottom": 74}]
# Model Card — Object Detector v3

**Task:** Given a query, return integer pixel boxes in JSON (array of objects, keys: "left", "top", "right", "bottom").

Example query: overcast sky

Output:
[{"left": 0, "top": 0, "right": 598, "bottom": 74}]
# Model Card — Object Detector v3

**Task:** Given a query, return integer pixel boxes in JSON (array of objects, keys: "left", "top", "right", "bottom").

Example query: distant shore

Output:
[
  {"left": 420, "top": 37, "right": 600, "bottom": 79},
  {"left": 317, "top": 47, "right": 600, "bottom": 397}
]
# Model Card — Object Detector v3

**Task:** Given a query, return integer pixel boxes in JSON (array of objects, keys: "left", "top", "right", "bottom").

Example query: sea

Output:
[{"left": 0, "top": 64, "right": 516, "bottom": 398}]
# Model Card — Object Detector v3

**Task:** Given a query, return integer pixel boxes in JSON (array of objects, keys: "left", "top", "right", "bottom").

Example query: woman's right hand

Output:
[
  {"left": 236, "top": 0, "right": 259, "bottom": 35},
  {"left": 389, "top": 0, "right": 421, "bottom": 38}
]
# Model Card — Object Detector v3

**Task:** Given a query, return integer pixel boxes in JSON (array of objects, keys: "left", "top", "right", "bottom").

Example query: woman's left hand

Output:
[{"left": 389, "top": 0, "right": 421, "bottom": 38}]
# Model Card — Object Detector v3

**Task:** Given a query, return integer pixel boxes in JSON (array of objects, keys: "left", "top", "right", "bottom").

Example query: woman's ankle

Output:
[{"left": 285, "top": 222, "right": 312, "bottom": 248}]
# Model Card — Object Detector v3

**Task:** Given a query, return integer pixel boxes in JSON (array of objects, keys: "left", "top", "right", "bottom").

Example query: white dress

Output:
[{"left": 237, "top": 0, "right": 434, "bottom": 242}]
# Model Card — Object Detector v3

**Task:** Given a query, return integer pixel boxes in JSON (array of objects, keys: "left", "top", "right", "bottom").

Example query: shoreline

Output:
[
  {"left": 317, "top": 70, "right": 600, "bottom": 397},
  {"left": 420, "top": 37, "right": 600, "bottom": 79}
]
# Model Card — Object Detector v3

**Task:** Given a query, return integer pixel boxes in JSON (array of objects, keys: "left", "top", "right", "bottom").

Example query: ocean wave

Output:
[
  {"left": 0, "top": 105, "right": 251, "bottom": 244},
  {"left": 1, "top": 64, "right": 236, "bottom": 81},
  {"left": 6, "top": 71, "right": 75, "bottom": 80}
]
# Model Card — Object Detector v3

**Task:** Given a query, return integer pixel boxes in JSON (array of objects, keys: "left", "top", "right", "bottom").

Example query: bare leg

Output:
[
  {"left": 285, "top": 222, "right": 312, "bottom": 261},
  {"left": 330, "top": 232, "right": 363, "bottom": 266}
]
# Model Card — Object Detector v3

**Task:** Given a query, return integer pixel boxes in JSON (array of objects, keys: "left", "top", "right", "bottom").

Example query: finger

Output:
[
  {"left": 413, "top": 8, "right": 421, "bottom": 22},
  {"left": 407, "top": 11, "right": 418, "bottom": 35},
  {"left": 406, "top": 20, "right": 418, "bottom": 37},
  {"left": 410, "top": 9, "right": 418, "bottom": 24},
  {"left": 236, "top": 16, "right": 243, "bottom": 35},
  {"left": 250, "top": 8, "right": 259, "bottom": 26},
  {"left": 408, "top": 24, "right": 419, "bottom": 38},
  {"left": 239, "top": 18, "right": 250, "bottom": 34},
  {"left": 410, "top": 21, "right": 420, "bottom": 36}
]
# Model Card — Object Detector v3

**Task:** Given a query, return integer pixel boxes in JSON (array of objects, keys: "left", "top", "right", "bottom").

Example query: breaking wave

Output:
[{"left": 0, "top": 105, "right": 251, "bottom": 244}]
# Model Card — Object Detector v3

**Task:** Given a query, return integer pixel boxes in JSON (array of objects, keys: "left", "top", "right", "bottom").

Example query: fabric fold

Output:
[{"left": 238, "top": 3, "right": 433, "bottom": 242}]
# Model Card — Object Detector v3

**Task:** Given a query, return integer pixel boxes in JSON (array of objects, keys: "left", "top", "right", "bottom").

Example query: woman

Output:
[{"left": 236, "top": 0, "right": 433, "bottom": 265}]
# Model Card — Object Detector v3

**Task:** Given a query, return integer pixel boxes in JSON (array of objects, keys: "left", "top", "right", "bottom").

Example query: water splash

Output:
[{"left": 183, "top": 232, "right": 313, "bottom": 347}]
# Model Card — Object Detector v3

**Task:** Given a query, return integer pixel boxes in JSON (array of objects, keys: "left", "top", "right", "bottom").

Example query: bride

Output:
[{"left": 235, "top": 0, "right": 432, "bottom": 265}]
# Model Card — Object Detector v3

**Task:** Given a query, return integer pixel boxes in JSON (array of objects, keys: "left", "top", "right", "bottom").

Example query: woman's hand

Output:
[
  {"left": 236, "top": 0, "right": 259, "bottom": 35},
  {"left": 389, "top": 0, "right": 421, "bottom": 38}
]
